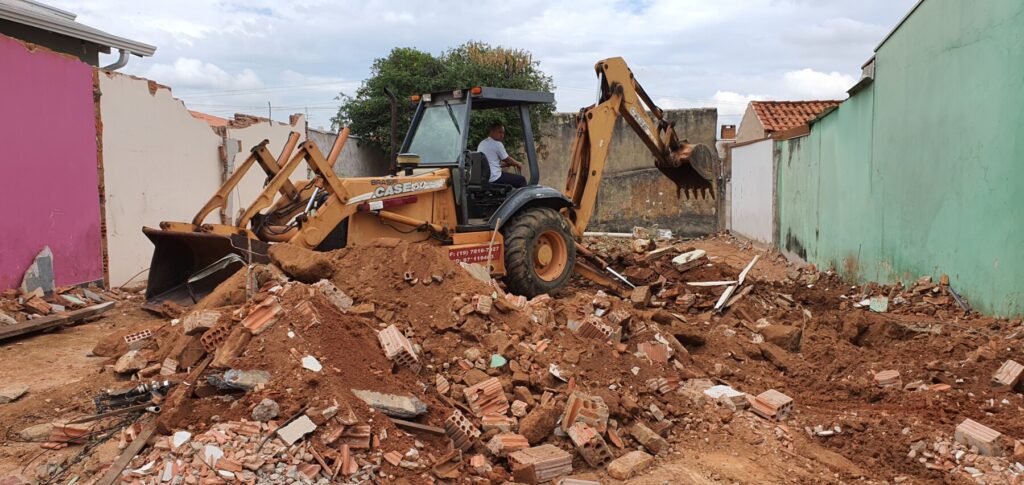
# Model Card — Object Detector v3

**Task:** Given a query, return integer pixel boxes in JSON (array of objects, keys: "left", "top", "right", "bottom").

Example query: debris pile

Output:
[{"left": 11, "top": 233, "right": 1024, "bottom": 484}]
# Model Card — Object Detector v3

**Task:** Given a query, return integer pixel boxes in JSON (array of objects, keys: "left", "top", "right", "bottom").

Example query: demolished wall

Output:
[
  {"left": 97, "top": 71, "right": 223, "bottom": 287},
  {"left": 0, "top": 34, "right": 103, "bottom": 289},
  {"left": 537, "top": 108, "right": 718, "bottom": 236},
  {"left": 222, "top": 115, "right": 307, "bottom": 223}
]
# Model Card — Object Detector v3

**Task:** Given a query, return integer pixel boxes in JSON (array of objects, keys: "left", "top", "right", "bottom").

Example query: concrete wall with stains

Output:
[
  {"left": 730, "top": 139, "right": 774, "bottom": 244},
  {"left": 0, "top": 34, "right": 104, "bottom": 289},
  {"left": 775, "top": 0, "right": 1024, "bottom": 316},
  {"left": 537, "top": 108, "right": 718, "bottom": 236},
  {"left": 98, "top": 71, "right": 224, "bottom": 287},
  {"left": 307, "top": 129, "right": 390, "bottom": 179}
]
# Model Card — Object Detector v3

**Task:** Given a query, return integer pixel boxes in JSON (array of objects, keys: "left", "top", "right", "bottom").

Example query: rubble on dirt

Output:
[{"left": 6, "top": 233, "right": 1024, "bottom": 484}]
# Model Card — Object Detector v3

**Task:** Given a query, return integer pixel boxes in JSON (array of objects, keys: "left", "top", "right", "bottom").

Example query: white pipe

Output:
[{"left": 583, "top": 231, "right": 633, "bottom": 238}]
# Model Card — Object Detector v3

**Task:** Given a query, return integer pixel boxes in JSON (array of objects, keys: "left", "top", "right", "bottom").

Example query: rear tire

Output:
[{"left": 502, "top": 207, "right": 576, "bottom": 297}]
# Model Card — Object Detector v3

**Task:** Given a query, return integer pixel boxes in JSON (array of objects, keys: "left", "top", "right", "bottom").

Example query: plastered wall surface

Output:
[
  {"left": 0, "top": 34, "right": 103, "bottom": 289},
  {"left": 224, "top": 117, "right": 306, "bottom": 223},
  {"left": 729, "top": 139, "right": 774, "bottom": 244},
  {"left": 98, "top": 71, "right": 223, "bottom": 286},
  {"left": 775, "top": 0, "right": 1024, "bottom": 316}
]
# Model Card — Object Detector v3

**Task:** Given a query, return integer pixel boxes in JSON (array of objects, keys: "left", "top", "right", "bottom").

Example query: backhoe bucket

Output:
[
  {"left": 659, "top": 143, "right": 717, "bottom": 199},
  {"left": 142, "top": 227, "right": 270, "bottom": 306}
]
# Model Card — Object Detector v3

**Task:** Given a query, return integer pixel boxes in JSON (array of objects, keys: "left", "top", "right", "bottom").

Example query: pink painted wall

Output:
[{"left": 0, "top": 34, "right": 103, "bottom": 289}]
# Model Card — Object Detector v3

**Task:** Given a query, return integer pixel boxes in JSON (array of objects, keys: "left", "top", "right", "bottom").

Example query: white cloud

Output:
[
  {"left": 51, "top": 0, "right": 917, "bottom": 127},
  {"left": 143, "top": 58, "right": 263, "bottom": 91},
  {"left": 782, "top": 68, "right": 855, "bottom": 99},
  {"left": 709, "top": 91, "right": 767, "bottom": 117}
]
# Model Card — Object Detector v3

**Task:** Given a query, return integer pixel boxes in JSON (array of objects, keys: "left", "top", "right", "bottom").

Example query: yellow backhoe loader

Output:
[{"left": 143, "top": 57, "right": 716, "bottom": 304}]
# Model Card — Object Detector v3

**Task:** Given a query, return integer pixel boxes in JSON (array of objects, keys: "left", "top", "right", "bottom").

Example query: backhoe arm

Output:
[{"left": 563, "top": 57, "right": 716, "bottom": 237}]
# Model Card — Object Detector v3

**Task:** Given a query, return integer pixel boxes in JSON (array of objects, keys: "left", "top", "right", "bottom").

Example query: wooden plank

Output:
[
  {"left": 0, "top": 301, "right": 114, "bottom": 342},
  {"left": 389, "top": 417, "right": 446, "bottom": 436},
  {"left": 96, "top": 419, "right": 156, "bottom": 485}
]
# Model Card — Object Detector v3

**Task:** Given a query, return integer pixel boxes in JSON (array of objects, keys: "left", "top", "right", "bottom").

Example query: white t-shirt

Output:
[{"left": 477, "top": 137, "right": 509, "bottom": 182}]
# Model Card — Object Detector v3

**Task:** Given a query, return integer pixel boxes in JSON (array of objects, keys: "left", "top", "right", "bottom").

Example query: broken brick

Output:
[
  {"left": 629, "top": 422, "right": 669, "bottom": 455},
  {"left": 241, "top": 296, "right": 283, "bottom": 335},
  {"left": 567, "top": 423, "right": 614, "bottom": 467},
  {"left": 312, "top": 279, "right": 353, "bottom": 312},
  {"left": 475, "top": 295, "right": 493, "bottom": 316},
  {"left": 606, "top": 450, "right": 654, "bottom": 480},
  {"left": 992, "top": 360, "right": 1024, "bottom": 389},
  {"left": 481, "top": 414, "right": 516, "bottom": 433},
  {"left": 873, "top": 370, "right": 901, "bottom": 388},
  {"left": 561, "top": 392, "right": 609, "bottom": 433},
  {"left": 636, "top": 341, "right": 670, "bottom": 364},
  {"left": 508, "top": 444, "right": 572, "bottom": 484},
  {"left": 955, "top": 418, "right": 1006, "bottom": 456},
  {"left": 183, "top": 310, "right": 222, "bottom": 336},
  {"left": 630, "top": 286, "right": 652, "bottom": 308},
  {"left": 211, "top": 326, "right": 251, "bottom": 369},
  {"left": 160, "top": 357, "right": 178, "bottom": 376},
  {"left": 377, "top": 324, "right": 419, "bottom": 371},
  {"left": 200, "top": 320, "right": 233, "bottom": 353},
  {"left": 122, "top": 329, "right": 153, "bottom": 350},
  {"left": 444, "top": 410, "right": 480, "bottom": 452},
  {"left": 464, "top": 377, "right": 509, "bottom": 417},
  {"left": 486, "top": 433, "right": 530, "bottom": 457},
  {"left": 751, "top": 389, "right": 794, "bottom": 421}
]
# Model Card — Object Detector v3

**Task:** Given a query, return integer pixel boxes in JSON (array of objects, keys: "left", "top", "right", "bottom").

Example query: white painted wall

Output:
[
  {"left": 99, "top": 71, "right": 223, "bottom": 286},
  {"left": 729, "top": 139, "right": 775, "bottom": 244},
  {"left": 224, "top": 117, "right": 306, "bottom": 223}
]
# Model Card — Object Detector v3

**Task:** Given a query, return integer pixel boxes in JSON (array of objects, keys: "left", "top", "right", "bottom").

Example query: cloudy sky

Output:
[{"left": 56, "top": 0, "right": 916, "bottom": 130}]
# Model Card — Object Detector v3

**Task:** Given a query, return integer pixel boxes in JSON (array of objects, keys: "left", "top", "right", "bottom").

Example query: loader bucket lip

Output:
[{"left": 142, "top": 226, "right": 270, "bottom": 306}]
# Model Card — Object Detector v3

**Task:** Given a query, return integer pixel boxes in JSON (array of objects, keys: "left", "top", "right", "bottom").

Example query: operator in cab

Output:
[{"left": 477, "top": 122, "right": 526, "bottom": 188}]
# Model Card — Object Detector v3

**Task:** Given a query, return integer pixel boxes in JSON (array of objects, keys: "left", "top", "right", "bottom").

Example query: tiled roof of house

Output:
[{"left": 751, "top": 100, "right": 842, "bottom": 132}]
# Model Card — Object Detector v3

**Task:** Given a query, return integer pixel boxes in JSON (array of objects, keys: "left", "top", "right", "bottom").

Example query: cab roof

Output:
[{"left": 419, "top": 87, "right": 554, "bottom": 109}]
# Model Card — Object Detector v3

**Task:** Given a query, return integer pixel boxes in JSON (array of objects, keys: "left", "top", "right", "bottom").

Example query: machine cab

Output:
[{"left": 398, "top": 87, "right": 554, "bottom": 229}]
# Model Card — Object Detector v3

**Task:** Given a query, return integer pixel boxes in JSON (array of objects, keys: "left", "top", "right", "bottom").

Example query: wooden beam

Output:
[
  {"left": 96, "top": 419, "right": 156, "bottom": 485},
  {"left": 0, "top": 301, "right": 114, "bottom": 342}
]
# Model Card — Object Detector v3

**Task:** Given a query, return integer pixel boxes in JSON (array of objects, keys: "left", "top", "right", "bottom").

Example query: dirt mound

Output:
[{"left": 22, "top": 234, "right": 1024, "bottom": 484}]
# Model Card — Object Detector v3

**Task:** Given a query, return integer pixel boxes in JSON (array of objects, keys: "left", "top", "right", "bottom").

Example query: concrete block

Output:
[
  {"left": 183, "top": 310, "right": 222, "bottom": 336},
  {"left": 955, "top": 418, "right": 1005, "bottom": 456},
  {"left": 313, "top": 279, "right": 353, "bottom": 312},
  {"left": 992, "top": 360, "right": 1024, "bottom": 389},
  {"left": 276, "top": 415, "right": 316, "bottom": 445},
  {"left": 607, "top": 450, "right": 654, "bottom": 480},
  {"left": 630, "top": 422, "right": 669, "bottom": 455},
  {"left": 351, "top": 389, "right": 427, "bottom": 418}
]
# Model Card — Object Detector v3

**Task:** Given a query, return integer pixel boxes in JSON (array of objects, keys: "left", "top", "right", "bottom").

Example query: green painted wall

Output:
[{"left": 776, "top": 0, "right": 1024, "bottom": 316}]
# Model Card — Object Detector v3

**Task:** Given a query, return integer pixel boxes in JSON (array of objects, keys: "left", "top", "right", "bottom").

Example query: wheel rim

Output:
[{"left": 533, "top": 230, "right": 568, "bottom": 282}]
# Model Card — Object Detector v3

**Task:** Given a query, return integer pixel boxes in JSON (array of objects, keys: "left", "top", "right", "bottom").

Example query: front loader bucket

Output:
[
  {"left": 142, "top": 227, "right": 270, "bottom": 306},
  {"left": 659, "top": 143, "right": 717, "bottom": 199}
]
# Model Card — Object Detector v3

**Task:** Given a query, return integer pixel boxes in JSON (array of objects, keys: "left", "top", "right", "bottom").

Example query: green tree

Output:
[{"left": 332, "top": 42, "right": 555, "bottom": 160}]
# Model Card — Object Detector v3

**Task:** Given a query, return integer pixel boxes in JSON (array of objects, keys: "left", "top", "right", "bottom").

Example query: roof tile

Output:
[{"left": 751, "top": 100, "right": 842, "bottom": 132}]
